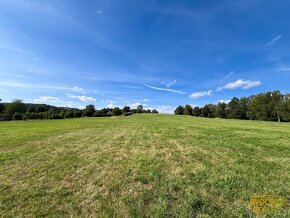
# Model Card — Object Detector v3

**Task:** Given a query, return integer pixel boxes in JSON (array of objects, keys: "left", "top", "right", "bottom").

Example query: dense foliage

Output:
[
  {"left": 0, "top": 99, "right": 158, "bottom": 121},
  {"left": 175, "top": 91, "right": 290, "bottom": 122}
]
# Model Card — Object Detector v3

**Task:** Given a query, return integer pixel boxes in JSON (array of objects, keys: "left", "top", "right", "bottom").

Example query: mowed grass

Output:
[{"left": 0, "top": 114, "right": 289, "bottom": 217}]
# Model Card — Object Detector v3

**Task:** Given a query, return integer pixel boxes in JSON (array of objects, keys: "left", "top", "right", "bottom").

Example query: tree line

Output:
[
  {"left": 0, "top": 99, "right": 158, "bottom": 121},
  {"left": 175, "top": 90, "right": 290, "bottom": 122}
]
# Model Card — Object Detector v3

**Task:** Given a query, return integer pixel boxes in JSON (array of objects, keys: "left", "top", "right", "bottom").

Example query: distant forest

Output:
[
  {"left": 175, "top": 90, "right": 290, "bottom": 122},
  {"left": 0, "top": 100, "right": 158, "bottom": 121}
]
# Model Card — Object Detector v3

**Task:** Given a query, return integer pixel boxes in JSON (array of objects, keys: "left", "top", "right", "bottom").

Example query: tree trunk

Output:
[{"left": 278, "top": 114, "right": 280, "bottom": 122}]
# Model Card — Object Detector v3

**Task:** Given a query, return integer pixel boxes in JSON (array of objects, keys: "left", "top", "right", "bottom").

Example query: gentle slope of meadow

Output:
[{"left": 0, "top": 114, "right": 289, "bottom": 217}]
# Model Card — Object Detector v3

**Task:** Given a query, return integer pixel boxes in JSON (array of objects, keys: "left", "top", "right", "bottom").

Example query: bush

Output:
[
  {"left": 83, "top": 105, "right": 95, "bottom": 117},
  {"left": 0, "top": 100, "right": 159, "bottom": 122},
  {"left": 136, "top": 105, "right": 143, "bottom": 113},
  {"left": 174, "top": 106, "right": 184, "bottom": 115},
  {"left": 183, "top": 105, "right": 193, "bottom": 115},
  {"left": 65, "top": 110, "right": 74, "bottom": 118},
  {"left": 37, "top": 112, "right": 45, "bottom": 119},
  {"left": 112, "top": 107, "right": 122, "bottom": 116},
  {"left": 192, "top": 107, "right": 201, "bottom": 116},
  {"left": 123, "top": 106, "right": 131, "bottom": 113},
  {"left": 24, "top": 112, "right": 36, "bottom": 120},
  {"left": 0, "top": 102, "right": 4, "bottom": 113},
  {"left": 152, "top": 109, "right": 159, "bottom": 114},
  {"left": 123, "top": 112, "right": 132, "bottom": 116},
  {"left": 12, "top": 112, "right": 23, "bottom": 120},
  {"left": 0, "top": 113, "right": 10, "bottom": 121},
  {"left": 74, "top": 110, "right": 82, "bottom": 118},
  {"left": 5, "top": 99, "right": 26, "bottom": 118}
]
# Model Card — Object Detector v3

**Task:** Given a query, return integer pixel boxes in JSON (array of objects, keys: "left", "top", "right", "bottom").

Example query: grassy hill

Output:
[{"left": 0, "top": 114, "right": 289, "bottom": 217}]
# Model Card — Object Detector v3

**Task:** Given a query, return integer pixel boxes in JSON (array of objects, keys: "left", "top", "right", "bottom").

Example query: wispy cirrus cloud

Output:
[
  {"left": 69, "top": 86, "right": 85, "bottom": 94},
  {"left": 0, "top": 81, "right": 87, "bottom": 94},
  {"left": 33, "top": 96, "right": 59, "bottom": 103},
  {"left": 144, "top": 84, "right": 186, "bottom": 94},
  {"left": 217, "top": 79, "right": 261, "bottom": 91},
  {"left": 67, "top": 94, "right": 96, "bottom": 102},
  {"left": 0, "top": 80, "right": 66, "bottom": 90},
  {"left": 224, "top": 70, "right": 234, "bottom": 79},
  {"left": 96, "top": 10, "right": 103, "bottom": 15},
  {"left": 266, "top": 34, "right": 282, "bottom": 46},
  {"left": 276, "top": 67, "right": 290, "bottom": 72},
  {"left": 190, "top": 90, "right": 212, "bottom": 99},
  {"left": 118, "top": 85, "right": 143, "bottom": 89},
  {"left": 166, "top": 80, "right": 177, "bottom": 88}
]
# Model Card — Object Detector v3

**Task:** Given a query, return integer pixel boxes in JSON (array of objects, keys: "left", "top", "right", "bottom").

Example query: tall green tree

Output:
[
  {"left": 174, "top": 91, "right": 290, "bottom": 122},
  {"left": 216, "top": 102, "right": 227, "bottom": 118},
  {"left": 247, "top": 91, "right": 283, "bottom": 121},
  {"left": 281, "top": 94, "right": 290, "bottom": 121},
  {"left": 4, "top": 99, "right": 26, "bottom": 120},
  {"left": 122, "top": 106, "right": 131, "bottom": 113},
  {"left": 0, "top": 98, "right": 4, "bottom": 113},
  {"left": 236, "top": 97, "right": 249, "bottom": 119},
  {"left": 270, "top": 91, "right": 284, "bottom": 122},
  {"left": 192, "top": 107, "right": 201, "bottom": 116},
  {"left": 183, "top": 105, "right": 193, "bottom": 115},
  {"left": 174, "top": 106, "right": 184, "bottom": 115},
  {"left": 83, "top": 105, "right": 95, "bottom": 117},
  {"left": 136, "top": 105, "right": 143, "bottom": 113},
  {"left": 152, "top": 109, "right": 159, "bottom": 114},
  {"left": 112, "top": 107, "right": 122, "bottom": 116},
  {"left": 227, "top": 97, "right": 239, "bottom": 119},
  {"left": 207, "top": 104, "right": 217, "bottom": 118},
  {"left": 201, "top": 105, "right": 211, "bottom": 117}
]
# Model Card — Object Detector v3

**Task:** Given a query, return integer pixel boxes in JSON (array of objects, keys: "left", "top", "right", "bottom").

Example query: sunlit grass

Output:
[{"left": 0, "top": 114, "right": 289, "bottom": 217}]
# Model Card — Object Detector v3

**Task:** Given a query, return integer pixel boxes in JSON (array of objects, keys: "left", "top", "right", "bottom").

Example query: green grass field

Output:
[{"left": 0, "top": 114, "right": 289, "bottom": 217}]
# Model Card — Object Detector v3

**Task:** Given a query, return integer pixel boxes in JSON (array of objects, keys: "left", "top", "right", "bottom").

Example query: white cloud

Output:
[
  {"left": 141, "top": 105, "right": 174, "bottom": 114},
  {"left": 33, "top": 96, "right": 59, "bottom": 103},
  {"left": 0, "top": 82, "right": 88, "bottom": 95},
  {"left": 216, "top": 79, "right": 261, "bottom": 91},
  {"left": 105, "top": 100, "right": 122, "bottom": 108},
  {"left": 106, "top": 100, "right": 113, "bottom": 105},
  {"left": 69, "top": 86, "right": 85, "bottom": 94},
  {"left": 276, "top": 67, "right": 290, "bottom": 72},
  {"left": 190, "top": 90, "right": 212, "bottom": 99},
  {"left": 266, "top": 34, "right": 282, "bottom": 46},
  {"left": 144, "top": 84, "right": 186, "bottom": 94},
  {"left": 56, "top": 103, "right": 72, "bottom": 108},
  {"left": 67, "top": 94, "right": 96, "bottom": 102},
  {"left": 143, "top": 98, "right": 148, "bottom": 102},
  {"left": 104, "top": 100, "right": 147, "bottom": 109},
  {"left": 0, "top": 81, "right": 67, "bottom": 90},
  {"left": 225, "top": 70, "right": 234, "bottom": 79},
  {"left": 155, "top": 105, "right": 175, "bottom": 114},
  {"left": 106, "top": 100, "right": 114, "bottom": 108},
  {"left": 118, "top": 85, "right": 143, "bottom": 90},
  {"left": 218, "top": 99, "right": 231, "bottom": 104},
  {"left": 166, "top": 80, "right": 177, "bottom": 88},
  {"left": 129, "top": 102, "right": 147, "bottom": 108},
  {"left": 96, "top": 10, "right": 103, "bottom": 15}
]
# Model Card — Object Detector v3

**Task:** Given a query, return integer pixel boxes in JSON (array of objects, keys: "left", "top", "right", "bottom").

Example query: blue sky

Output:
[{"left": 0, "top": 0, "right": 290, "bottom": 113}]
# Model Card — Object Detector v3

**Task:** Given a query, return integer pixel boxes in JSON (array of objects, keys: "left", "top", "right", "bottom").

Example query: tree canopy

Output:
[
  {"left": 175, "top": 90, "right": 290, "bottom": 122},
  {"left": 0, "top": 101, "right": 159, "bottom": 121}
]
